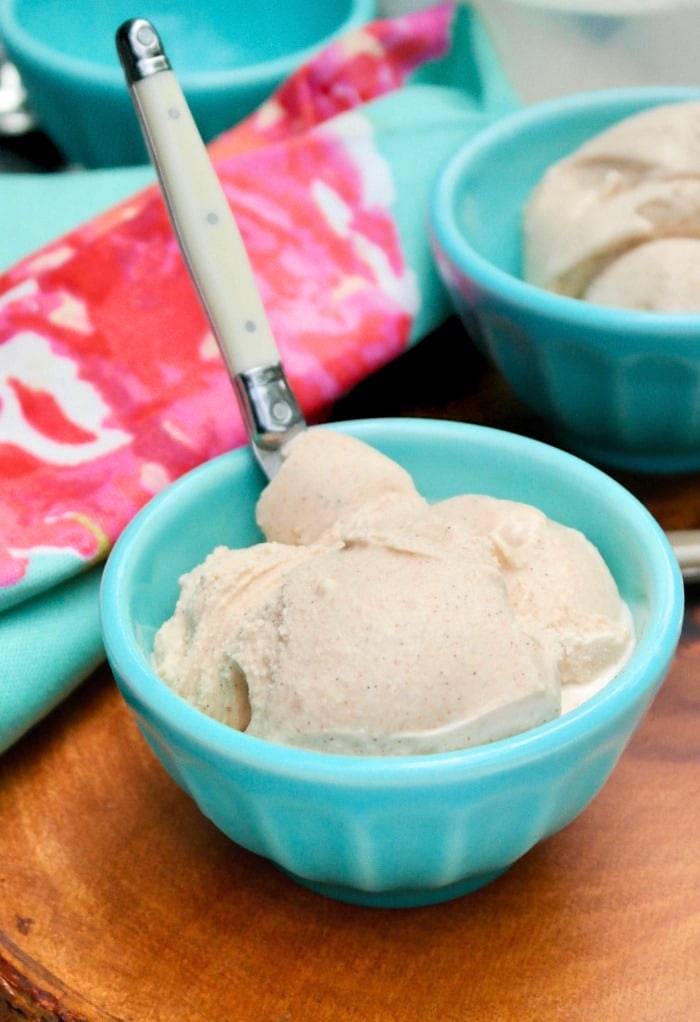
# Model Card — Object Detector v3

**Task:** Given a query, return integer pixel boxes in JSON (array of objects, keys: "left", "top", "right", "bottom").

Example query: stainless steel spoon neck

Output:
[
  {"left": 116, "top": 18, "right": 170, "bottom": 83},
  {"left": 234, "top": 365, "right": 305, "bottom": 477}
]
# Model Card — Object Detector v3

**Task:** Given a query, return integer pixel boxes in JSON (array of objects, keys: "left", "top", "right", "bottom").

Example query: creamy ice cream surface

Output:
[
  {"left": 523, "top": 100, "right": 700, "bottom": 311},
  {"left": 583, "top": 237, "right": 700, "bottom": 312},
  {"left": 256, "top": 427, "right": 420, "bottom": 545},
  {"left": 152, "top": 430, "right": 634, "bottom": 755}
]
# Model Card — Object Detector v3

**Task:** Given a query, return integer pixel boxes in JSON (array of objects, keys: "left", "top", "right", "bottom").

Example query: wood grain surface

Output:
[{"left": 2, "top": 326, "right": 699, "bottom": 1022}]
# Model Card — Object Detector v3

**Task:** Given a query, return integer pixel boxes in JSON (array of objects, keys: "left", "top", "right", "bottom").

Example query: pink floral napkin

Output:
[{"left": 0, "top": 3, "right": 517, "bottom": 751}]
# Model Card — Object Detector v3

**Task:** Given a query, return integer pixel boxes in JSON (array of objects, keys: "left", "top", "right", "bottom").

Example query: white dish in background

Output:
[{"left": 470, "top": 0, "right": 700, "bottom": 103}]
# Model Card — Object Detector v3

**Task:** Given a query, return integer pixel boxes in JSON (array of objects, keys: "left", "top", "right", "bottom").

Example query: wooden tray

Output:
[{"left": 2, "top": 329, "right": 699, "bottom": 1021}]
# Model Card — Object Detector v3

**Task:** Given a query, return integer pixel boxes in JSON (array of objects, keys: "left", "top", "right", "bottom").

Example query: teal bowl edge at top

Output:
[
  {"left": 0, "top": 0, "right": 377, "bottom": 89},
  {"left": 0, "top": 0, "right": 377, "bottom": 166}
]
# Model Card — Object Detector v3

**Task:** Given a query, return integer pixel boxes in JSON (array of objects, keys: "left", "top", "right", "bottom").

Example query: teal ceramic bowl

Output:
[
  {"left": 430, "top": 86, "right": 700, "bottom": 473},
  {"left": 99, "top": 419, "right": 683, "bottom": 908},
  {"left": 0, "top": 0, "right": 375, "bottom": 167}
]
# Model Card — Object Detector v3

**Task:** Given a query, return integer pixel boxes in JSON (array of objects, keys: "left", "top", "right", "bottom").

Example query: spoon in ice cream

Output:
[
  {"left": 116, "top": 17, "right": 305, "bottom": 479},
  {"left": 115, "top": 19, "right": 700, "bottom": 585}
]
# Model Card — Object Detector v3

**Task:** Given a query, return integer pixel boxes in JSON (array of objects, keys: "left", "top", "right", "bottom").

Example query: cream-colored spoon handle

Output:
[
  {"left": 128, "top": 70, "right": 278, "bottom": 375},
  {"left": 116, "top": 18, "right": 304, "bottom": 478}
]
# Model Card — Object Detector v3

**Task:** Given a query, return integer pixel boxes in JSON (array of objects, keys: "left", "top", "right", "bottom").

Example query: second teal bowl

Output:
[{"left": 431, "top": 86, "right": 700, "bottom": 473}]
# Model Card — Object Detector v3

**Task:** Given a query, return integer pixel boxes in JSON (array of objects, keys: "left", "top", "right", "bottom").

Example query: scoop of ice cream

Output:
[
  {"left": 583, "top": 237, "right": 700, "bottom": 311},
  {"left": 234, "top": 512, "right": 559, "bottom": 755},
  {"left": 433, "top": 495, "right": 633, "bottom": 710},
  {"left": 152, "top": 540, "right": 336, "bottom": 729},
  {"left": 256, "top": 428, "right": 420, "bottom": 545},
  {"left": 153, "top": 430, "right": 634, "bottom": 755},
  {"left": 523, "top": 100, "right": 700, "bottom": 309}
]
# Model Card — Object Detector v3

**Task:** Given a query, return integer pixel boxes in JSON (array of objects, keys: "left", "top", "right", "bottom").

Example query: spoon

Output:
[
  {"left": 116, "top": 19, "right": 700, "bottom": 586},
  {"left": 115, "top": 17, "right": 305, "bottom": 479}
]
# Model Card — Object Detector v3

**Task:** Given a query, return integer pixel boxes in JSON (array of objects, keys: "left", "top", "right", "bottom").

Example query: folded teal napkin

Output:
[{"left": 0, "top": 3, "right": 518, "bottom": 753}]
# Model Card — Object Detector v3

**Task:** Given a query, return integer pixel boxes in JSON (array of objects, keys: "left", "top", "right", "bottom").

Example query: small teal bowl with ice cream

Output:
[
  {"left": 430, "top": 85, "right": 700, "bottom": 473},
  {"left": 99, "top": 419, "right": 683, "bottom": 908}
]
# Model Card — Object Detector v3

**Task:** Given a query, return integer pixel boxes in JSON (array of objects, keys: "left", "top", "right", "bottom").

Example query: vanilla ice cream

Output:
[
  {"left": 153, "top": 429, "right": 634, "bottom": 755},
  {"left": 523, "top": 100, "right": 700, "bottom": 311}
]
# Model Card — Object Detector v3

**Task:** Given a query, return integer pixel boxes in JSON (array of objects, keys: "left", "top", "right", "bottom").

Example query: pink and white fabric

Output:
[{"left": 0, "top": 3, "right": 517, "bottom": 751}]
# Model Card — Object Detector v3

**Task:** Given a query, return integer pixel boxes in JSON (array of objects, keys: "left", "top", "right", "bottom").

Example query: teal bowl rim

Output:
[
  {"left": 430, "top": 85, "right": 700, "bottom": 339},
  {"left": 0, "top": 0, "right": 376, "bottom": 94},
  {"left": 100, "top": 418, "right": 684, "bottom": 785}
]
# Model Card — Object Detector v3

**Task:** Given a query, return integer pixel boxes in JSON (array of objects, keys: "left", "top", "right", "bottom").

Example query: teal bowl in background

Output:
[
  {"left": 430, "top": 86, "right": 700, "bottom": 473},
  {"left": 99, "top": 419, "right": 683, "bottom": 908},
  {"left": 0, "top": 0, "right": 375, "bottom": 167}
]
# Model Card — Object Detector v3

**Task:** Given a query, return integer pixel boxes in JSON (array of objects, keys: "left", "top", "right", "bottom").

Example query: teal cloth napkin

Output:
[{"left": 0, "top": 3, "right": 518, "bottom": 753}]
